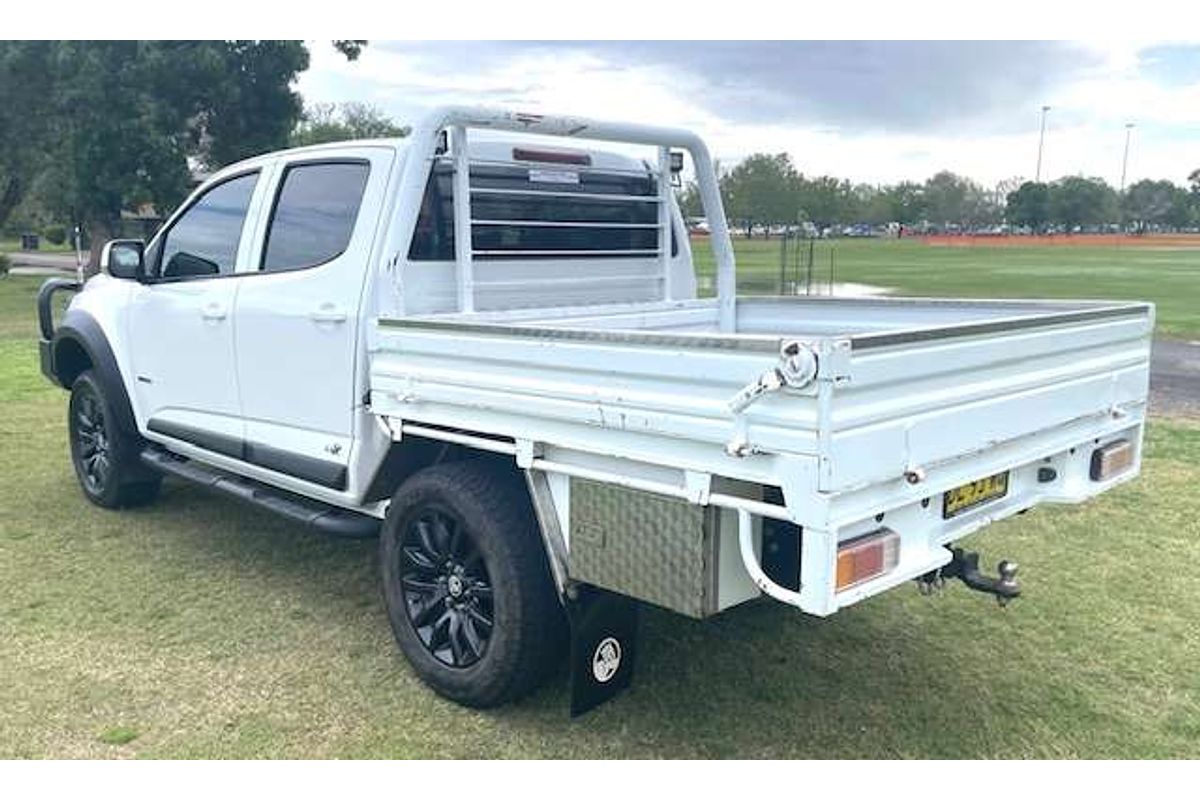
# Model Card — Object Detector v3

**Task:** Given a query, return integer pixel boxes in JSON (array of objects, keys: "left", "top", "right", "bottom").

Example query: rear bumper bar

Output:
[{"left": 819, "top": 419, "right": 1144, "bottom": 614}]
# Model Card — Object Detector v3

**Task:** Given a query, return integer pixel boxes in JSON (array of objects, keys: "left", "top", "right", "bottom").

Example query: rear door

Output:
[{"left": 232, "top": 148, "right": 393, "bottom": 490}]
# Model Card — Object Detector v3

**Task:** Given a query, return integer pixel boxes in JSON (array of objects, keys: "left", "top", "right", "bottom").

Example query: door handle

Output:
[
  {"left": 310, "top": 303, "right": 348, "bottom": 325},
  {"left": 201, "top": 302, "right": 227, "bottom": 321}
]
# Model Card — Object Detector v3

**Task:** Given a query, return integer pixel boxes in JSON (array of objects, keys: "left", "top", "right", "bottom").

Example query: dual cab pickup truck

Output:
[{"left": 38, "top": 107, "right": 1152, "bottom": 714}]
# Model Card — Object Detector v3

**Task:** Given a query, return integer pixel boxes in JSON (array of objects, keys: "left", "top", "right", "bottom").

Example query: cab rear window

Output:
[{"left": 408, "top": 162, "right": 676, "bottom": 260}]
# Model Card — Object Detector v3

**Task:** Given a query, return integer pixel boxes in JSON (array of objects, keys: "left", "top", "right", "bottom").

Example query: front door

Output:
[
  {"left": 129, "top": 169, "right": 265, "bottom": 456},
  {"left": 233, "top": 149, "right": 392, "bottom": 490}
]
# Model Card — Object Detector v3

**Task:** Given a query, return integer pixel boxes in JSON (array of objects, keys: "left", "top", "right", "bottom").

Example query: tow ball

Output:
[{"left": 917, "top": 548, "right": 1020, "bottom": 607}]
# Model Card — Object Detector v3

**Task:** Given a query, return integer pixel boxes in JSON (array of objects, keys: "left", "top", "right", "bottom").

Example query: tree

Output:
[
  {"left": 290, "top": 102, "right": 409, "bottom": 147},
  {"left": 719, "top": 153, "right": 800, "bottom": 236},
  {"left": 31, "top": 41, "right": 204, "bottom": 262},
  {"left": 878, "top": 181, "right": 928, "bottom": 225},
  {"left": 1122, "top": 179, "right": 1191, "bottom": 232},
  {"left": 189, "top": 41, "right": 313, "bottom": 169},
  {"left": 795, "top": 175, "right": 857, "bottom": 229},
  {"left": 676, "top": 181, "right": 703, "bottom": 219},
  {"left": 0, "top": 40, "right": 364, "bottom": 265},
  {"left": 332, "top": 40, "right": 367, "bottom": 61},
  {"left": 923, "top": 171, "right": 970, "bottom": 228},
  {"left": 0, "top": 43, "right": 55, "bottom": 230},
  {"left": 855, "top": 184, "right": 889, "bottom": 226},
  {"left": 1048, "top": 176, "right": 1118, "bottom": 230},
  {"left": 966, "top": 185, "right": 1004, "bottom": 227},
  {"left": 918, "top": 171, "right": 1002, "bottom": 229},
  {"left": 1005, "top": 181, "right": 1051, "bottom": 231}
]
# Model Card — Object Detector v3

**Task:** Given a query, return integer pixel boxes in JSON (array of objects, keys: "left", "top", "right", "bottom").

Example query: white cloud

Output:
[{"left": 298, "top": 41, "right": 1200, "bottom": 188}]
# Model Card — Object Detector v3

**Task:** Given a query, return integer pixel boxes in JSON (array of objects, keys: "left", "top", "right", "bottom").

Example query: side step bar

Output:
[{"left": 140, "top": 448, "right": 379, "bottom": 538}]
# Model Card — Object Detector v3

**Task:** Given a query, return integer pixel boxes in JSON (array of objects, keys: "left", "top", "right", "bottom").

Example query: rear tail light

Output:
[
  {"left": 836, "top": 529, "right": 900, "bottom": 591},
  {"left": 1091, "top": 439, "right": 1134, "bottom": 481}
]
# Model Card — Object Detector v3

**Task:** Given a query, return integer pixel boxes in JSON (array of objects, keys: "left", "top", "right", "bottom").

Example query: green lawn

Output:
[
  {"left": 695, "top": 238, "right": 1200, "bottom": 340},
  {"left": 0, "top": 237, "right": 74, "bottom": 254},
  {"left": 1, "top": 272, "right": 1198, "bottom": 758}
]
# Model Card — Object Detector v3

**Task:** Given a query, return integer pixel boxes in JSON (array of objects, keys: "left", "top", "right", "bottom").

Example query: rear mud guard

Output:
[{"left": 567, "top": 586, "right": 640, "bottom": 717}]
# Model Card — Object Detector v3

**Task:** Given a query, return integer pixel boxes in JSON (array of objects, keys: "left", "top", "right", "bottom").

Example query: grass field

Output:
[
  {"left": 0, "top": 237, "right": 73, "bottom": 254},
  {"left": 1, "top": 250, "right": 1199, "bottom": 758},
  {"left": 694, "top": 237, "right": 1200, "bottom": 340}
]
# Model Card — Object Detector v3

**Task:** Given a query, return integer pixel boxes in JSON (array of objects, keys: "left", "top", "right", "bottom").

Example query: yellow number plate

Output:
[{"left": 943, "top": 471, "right": 1010, "bottom": 519}]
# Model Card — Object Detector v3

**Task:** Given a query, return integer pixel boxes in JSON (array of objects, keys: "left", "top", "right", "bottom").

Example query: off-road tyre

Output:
[
  {"left": 68, "top": 370, "right": 161, "bottom": 509},
  {"left": 380, "top": 460, "right": 566, "bottom": 708}
]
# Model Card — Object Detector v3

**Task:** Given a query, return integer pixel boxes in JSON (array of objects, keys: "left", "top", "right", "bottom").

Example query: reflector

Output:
[{"left": 1091, "top": 439, "right": 1133, "bottom": 481}]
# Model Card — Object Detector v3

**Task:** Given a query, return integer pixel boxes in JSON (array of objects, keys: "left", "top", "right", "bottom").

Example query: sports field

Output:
[
  {"left": 694, "top": 237, "right": 1200, "bottom": 340},
  {"left": 1, "top": 238, "right": 1199, "bottom": 758}
]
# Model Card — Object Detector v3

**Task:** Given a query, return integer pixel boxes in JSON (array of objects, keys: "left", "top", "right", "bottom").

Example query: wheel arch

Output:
[
  {"left": 52, "top": 310, "right": 140, "bottom": 438},
  {"left": 363, "top": 436, "right": 519, "bottom": 503},
  {"left": 365, "top": 433, "right": 568, "bottom": 592}
]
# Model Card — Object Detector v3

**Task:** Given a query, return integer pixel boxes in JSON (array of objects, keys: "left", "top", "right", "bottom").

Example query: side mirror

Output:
[{"left": 99, "top": 239, "right": 145, "bottom": 281}]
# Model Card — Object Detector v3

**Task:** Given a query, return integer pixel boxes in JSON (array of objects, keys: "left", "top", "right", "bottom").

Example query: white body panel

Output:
[
  {"left": 369, "top": 295, "right": 1152, "bottom": 615},
  {"left": 126, "top": 168, "right": 273, "bottom": 442},
  {"left": 232, "top": 146, "right": 397, "bottom": 480},
  {"left": 60, "top": 105, "right": 1153, "bottom": 620},
  {"left": 127, "top": 278, "right": 242, "bottom": 438}
]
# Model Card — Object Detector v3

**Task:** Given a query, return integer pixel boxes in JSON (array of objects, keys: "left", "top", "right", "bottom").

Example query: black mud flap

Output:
[{"left": 567, "top": 586, "right": 640, "bottom": 717}]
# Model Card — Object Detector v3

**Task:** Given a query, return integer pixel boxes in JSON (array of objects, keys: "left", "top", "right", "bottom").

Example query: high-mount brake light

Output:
[
  {"left": 512, "top": 147, "right": 592, "bottom": 166},
  {"left": 836, "top": 529, "right": 901, "bottom": 591}
]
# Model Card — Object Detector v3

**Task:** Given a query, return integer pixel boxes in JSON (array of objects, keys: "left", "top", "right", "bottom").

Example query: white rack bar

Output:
[
  {"left": 472, "top": 249, "right": 661, "bottom": 258},
  {"left": 451, "top": 125, "right": 474, "bottom": 313},
  {"left": 471, "top": 219, "right": 661, "bottom": 229},
  {"left": 470, "top": 187, "right": 660, "bottom": 203},
  {"left": 474, "top": 274, "right": 663, "bottom": 289},
  {"left": 462, "top": 156, "right": 655, "bottom": 177},
  {"left": 657, "top": 147, "right": 672, "bottom": 302},
  {"left": 405, "top": 107, "right": 737, "bottom": 328}
]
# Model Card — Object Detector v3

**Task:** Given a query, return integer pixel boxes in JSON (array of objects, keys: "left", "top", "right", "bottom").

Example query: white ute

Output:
[{"left": 38, "top": 107, "right": 1153, "bottom": 713}]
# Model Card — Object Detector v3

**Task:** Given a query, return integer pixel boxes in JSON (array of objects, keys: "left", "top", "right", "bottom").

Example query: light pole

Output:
[
  {"left": 1120, "top": 122, "right": 1135, "bottom": 193},
  {"left": 1035, "top": 105, "right": 1051, "bottom": 182}
]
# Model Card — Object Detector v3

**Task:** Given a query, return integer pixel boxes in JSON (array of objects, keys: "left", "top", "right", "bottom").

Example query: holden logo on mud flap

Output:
[{"left": 592, "top": 637, "right": 622, "bottom": 684}]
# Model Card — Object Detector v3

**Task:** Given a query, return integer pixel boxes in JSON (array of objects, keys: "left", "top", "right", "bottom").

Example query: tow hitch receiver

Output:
[{"left": 918, "top": 548, "right": 1020, "bottom": 606}]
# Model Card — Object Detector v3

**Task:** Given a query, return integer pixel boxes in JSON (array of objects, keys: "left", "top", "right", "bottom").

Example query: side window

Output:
[
  {"left": 261, "top": 162, "right": 370, "bottom": 273},
  {"left": 157, "top": 172, "right": 259, "bottom": 279}
]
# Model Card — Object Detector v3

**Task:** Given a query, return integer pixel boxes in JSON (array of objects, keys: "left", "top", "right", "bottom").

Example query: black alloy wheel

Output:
[
  {"left": 67, "top": 369, "right": 161, "bottom": 509},
  {"left": 380, "top": 460, "right": 566, "bottom": 708},
  {"left": 72, "top": 383, "right": 112, "bottom": 496},
  {"left": 399, "top": 506, "right": 495, "bottom": 668}
]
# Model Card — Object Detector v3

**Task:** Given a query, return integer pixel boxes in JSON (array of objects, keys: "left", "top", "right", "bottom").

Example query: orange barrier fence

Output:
[{"left": 921, "top": 234, "right": 1200, "bottom": 248}]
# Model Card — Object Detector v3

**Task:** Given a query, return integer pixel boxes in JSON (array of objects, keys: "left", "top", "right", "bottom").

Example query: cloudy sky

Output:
[{"left": 297, "top": 41, "right": 1200, "bottom": 188}]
